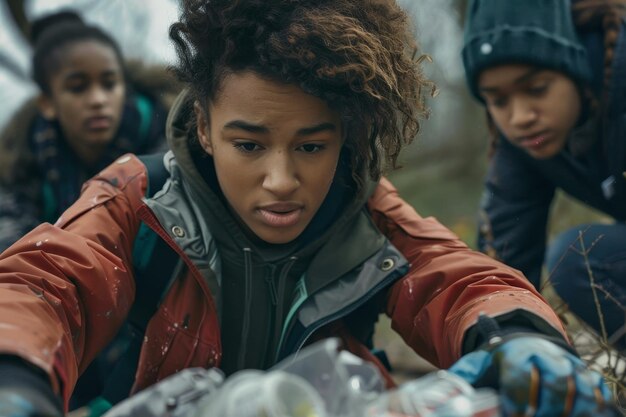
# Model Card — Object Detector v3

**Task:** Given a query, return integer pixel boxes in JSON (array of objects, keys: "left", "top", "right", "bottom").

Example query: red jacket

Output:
[{"left": 0, "top": 154, "right": 566, "bottom": 408}]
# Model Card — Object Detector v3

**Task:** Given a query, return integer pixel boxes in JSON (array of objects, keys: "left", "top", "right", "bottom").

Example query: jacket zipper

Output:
[
  {"left": 237, "top": 247, "right": 253, "bottom": 368},
  {"left": 276, "top": 264, "right": 407, "bottom": 361}
]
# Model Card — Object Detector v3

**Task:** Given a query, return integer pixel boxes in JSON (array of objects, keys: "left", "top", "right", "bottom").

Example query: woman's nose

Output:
[
  {"left": 509, "top": 98, "right": 537, "bottom": 128},
  {"left": 262, "top": 151, "right": 300, "bottom": 196},
  {"left": 87, "top": 86, "right": 108, "bottom": 107}
]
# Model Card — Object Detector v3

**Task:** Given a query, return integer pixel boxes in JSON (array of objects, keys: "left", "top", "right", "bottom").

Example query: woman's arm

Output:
[
  {"left": 368, "top": 177, "right": 565, "bottom": 369},
  {"left": 0, "top": 155, "right": 148, "bottom": 407}
]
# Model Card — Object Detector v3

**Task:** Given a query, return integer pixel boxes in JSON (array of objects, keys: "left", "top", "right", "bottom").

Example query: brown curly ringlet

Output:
[{"left": 170, "top": 0, "right": 433, "bottom": 184}]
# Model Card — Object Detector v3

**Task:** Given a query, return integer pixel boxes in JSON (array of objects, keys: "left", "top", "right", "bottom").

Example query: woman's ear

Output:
[
  {"left": 36, "top": 95, "right": 56, "bottom": 120},
  {"left": 194, "top": 100, "right": 213, "bottom": 155}
]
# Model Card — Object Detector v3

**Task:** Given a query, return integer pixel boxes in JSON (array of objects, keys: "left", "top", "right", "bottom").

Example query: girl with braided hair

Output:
[
  {"left": 0, "top": 10, "right": 178, "bottom": 253},
  {"left": 463, "top": 0, "right": 626, "bottom": 351},
  {"left": 0, "top": 1, "right": 615, "bottom": 416}
]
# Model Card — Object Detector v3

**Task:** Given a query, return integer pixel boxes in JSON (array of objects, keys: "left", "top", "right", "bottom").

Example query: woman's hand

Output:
[{"left": 449, "top": 336, "right": 616, "bottom": 416}]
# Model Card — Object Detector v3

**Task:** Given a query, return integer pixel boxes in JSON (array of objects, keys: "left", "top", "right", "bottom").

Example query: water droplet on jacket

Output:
[{"left": 36, "top": 241, "right": 42, "bottom": 247}]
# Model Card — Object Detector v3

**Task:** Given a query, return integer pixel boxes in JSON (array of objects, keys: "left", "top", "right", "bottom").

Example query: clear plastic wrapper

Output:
[
  {"left": 363, "top": 371, "right": 500, "bottom": 417},
  {"left": 194, "top": 370, "right": 326, "bottom": 417},
  {"left": 273, "top": 338, "right": 385, "bottom": 415},
  {"left": 105, "top": 338, "right": 501, "bottom": 417}
]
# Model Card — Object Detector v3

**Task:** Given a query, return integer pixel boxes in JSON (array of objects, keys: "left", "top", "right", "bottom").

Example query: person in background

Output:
[
  {"left": 0, "top": 1, "right": 616, "bottom": 416},
  {"left": 0, "top": 10, "right": 179, "bottom": 252},
  {"left": 463, "top": 0, "right": 626, "bottom": 350}
]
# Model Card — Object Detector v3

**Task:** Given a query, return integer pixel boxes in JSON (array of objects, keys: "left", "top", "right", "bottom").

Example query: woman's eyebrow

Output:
[
  {"left": 63, "top": 72, "right": 88, "bottom": 83},
  {"left": 222, "top": 120, "right": 337, "bottom": 135},
  {"left": 297, "top": 122, "right": 337, "bottom": 136},
  {"left": 222, "top": 120, "right": 269, "bottom": 133}
]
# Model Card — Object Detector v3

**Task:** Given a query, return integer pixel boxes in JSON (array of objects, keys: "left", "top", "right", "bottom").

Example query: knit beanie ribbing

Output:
[{"left": 462, "top": 0, "right": 593, "bottom": 101}]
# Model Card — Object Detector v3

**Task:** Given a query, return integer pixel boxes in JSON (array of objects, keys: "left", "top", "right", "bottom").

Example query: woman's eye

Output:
[
  {"left": 102, "top": 80, "right": 118, "bottom": 90},
  {"left": 234, "top": 142, "right": 262, "bottom": 153},
  {"left": 66, "top": 83, "right": 87, "bottom": 93},
  {"left": 488, "top": 97, "right": 507, "bottom": 109},
  {"left": 298, "top": 143, "right": 324, "bottom": 153},
  {"left": 528, "top": 85, "right": 548, "bottom": 96}
]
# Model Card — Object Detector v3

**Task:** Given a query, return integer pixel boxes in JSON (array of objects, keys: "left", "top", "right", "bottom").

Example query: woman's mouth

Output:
[
  {"left": 519, "top": 132, "right": 548, "bottom": 150},
  {"left": 257, "top": 203, "right": 303, "bottom": 227},
  {"left": 85, "top": 116, "right": 113, "bottom": 131}
]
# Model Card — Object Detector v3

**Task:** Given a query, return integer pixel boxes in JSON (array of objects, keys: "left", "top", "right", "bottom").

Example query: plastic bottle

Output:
[
  {"left": 363, "top": 370, "right": 501, "bottom": 417},
  {"left": 194, "top": 370, "right": 326, "bottom": 417}
]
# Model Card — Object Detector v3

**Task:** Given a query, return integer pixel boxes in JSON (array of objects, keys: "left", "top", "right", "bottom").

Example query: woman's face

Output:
[
  {"left": 478, "top": 64, "right": 582, "bottom": 159},
  {"left": 195, "top": 71, "right": 344, "bottom": 244},
  {"left": 38, "top": 40, "right": 126, "bottom": 165}
]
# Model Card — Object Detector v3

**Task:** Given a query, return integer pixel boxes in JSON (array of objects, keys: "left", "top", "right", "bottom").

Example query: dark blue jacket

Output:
[{"left": 478, "top": 23, "right": 626, "bottom": 287}]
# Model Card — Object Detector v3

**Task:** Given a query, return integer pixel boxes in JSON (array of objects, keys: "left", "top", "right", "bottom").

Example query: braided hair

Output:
[
  {"left": 31, "top": 10, "right": 124, "bottom": 95},
  {"left": 572, "top": 0, "right": 626, "bottom": 95}
]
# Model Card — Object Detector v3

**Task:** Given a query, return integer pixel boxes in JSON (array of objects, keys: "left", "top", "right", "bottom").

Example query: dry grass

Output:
[
  {"left": 542, "top": 193, "right": 626, "bottom": 414},
  {"left": 543, "top": 280, "right": 626, "bottom": 414}
]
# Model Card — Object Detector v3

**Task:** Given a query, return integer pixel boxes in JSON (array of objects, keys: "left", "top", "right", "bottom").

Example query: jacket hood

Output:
[{"left": 0, "top": 98, "right": 39, "bottom": 185}]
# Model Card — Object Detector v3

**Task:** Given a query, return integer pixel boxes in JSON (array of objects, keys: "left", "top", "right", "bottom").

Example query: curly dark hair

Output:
[{"left": 170, "top": 0, "right": 433, "bottom": 183}]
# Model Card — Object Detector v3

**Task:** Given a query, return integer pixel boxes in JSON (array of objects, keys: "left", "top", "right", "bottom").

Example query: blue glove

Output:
[{"left": 449, "top": 335, "right": 615, "bottom": 416}]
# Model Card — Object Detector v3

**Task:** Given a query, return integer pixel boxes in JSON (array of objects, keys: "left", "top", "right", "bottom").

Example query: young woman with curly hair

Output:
[{"left": 0, "top": 1, "right": 615, "bottom": 416}]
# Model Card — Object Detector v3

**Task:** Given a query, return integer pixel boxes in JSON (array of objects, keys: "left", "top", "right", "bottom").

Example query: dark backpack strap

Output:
[{"left": 97, "top": 153, "right": 182, "bottom": 405}]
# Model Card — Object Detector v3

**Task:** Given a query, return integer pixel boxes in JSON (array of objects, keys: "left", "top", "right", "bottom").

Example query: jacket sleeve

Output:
[
  {"left": 478, "top": 139, "right": 555, "bottom": 288},
  {"left": 0, "top": 154, "right": 148, "bottom": 407},
  {"left": 368, "top": 177, "right": 566, "bottom": 369},
  {"left": 0, "top": 183, "right": 41, "bottom": 252}
]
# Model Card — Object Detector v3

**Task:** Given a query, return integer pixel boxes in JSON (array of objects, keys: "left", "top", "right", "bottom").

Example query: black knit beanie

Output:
[{"left": 462, "top": 0, "right": 593, "bottom": 101}]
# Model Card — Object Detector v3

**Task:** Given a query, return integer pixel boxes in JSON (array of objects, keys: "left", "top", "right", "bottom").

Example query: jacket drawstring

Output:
[
  {"left": 272, "top": 256, "right": 298, "bottom": 348},
  {"left": 266, "top": 264, "right": 278, "bottom": 306}
]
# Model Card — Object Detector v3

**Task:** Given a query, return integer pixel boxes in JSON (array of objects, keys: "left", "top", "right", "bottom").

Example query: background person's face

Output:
[
  {"left": 478, "top": 64, "right": 582, "bottom": 159},
  {"left": 39, "top": 40, "right": 126, "bottom": 165},
  {"left": 195, "top": 71, "right": 344, "bottom": 244}
]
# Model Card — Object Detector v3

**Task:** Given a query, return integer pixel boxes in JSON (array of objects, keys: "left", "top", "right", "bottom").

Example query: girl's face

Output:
[
  {"left": 195, "top": 71, "right": 344, "bottom": 244},
  {"left": 38, "top": 40, "right": 126, "bottom": 165},
  {"left": 478, "top": 64, "right": 582, "bottom": 159}
]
